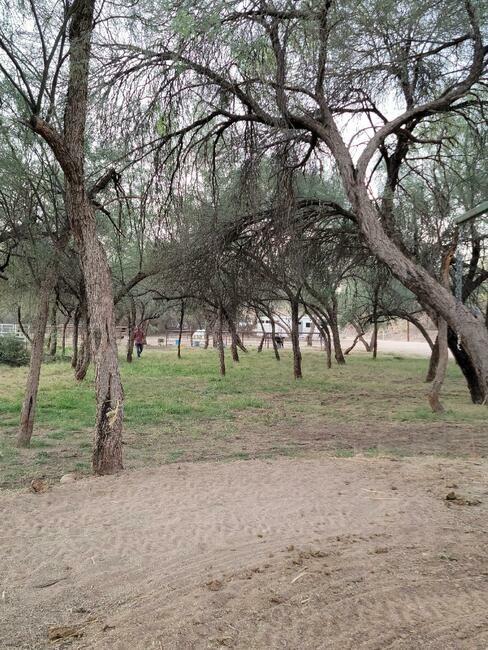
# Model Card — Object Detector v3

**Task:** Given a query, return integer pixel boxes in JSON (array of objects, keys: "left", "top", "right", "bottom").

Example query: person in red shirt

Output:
[{"left": 134, "top": 326, "right": 145, "bottom": 358}]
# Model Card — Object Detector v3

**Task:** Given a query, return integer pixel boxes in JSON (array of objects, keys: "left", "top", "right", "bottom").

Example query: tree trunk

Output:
[
  {"left": 345, "top": 174, "right": 488, "bottom": 396},
  {"left": 372, "top": 321, "right": 378, "bottom": 359},
  {"left": 290, "top": 298, "right": 302, "bottom": 379},
  {"left": 344, "top": 334, "right": 360, "bottom": 355},
  {"left": 18, "top": 270, "right": 56, "bottom": 447},
  {"left": 217, "top": 305, "right": 226, "bottom": 376},
  {"left": 321, "top": 122, "right": 488, "bottom": 398},
  {"left": 448, "top": 329, "right": 484, "bottom": 404},
  {"left": 75, "top": 319, "right": 91, "bottom": 381},
  {"left": 328, "top": 305, "right": 346, "bottom": 365},
  {"left": 29, "top": 0, "right": 123, "bottom": 474},
  {"left": 71, "top": 197, "right": 124, "bottom": 473},
  {"left": 256, "top": 312, "right": 266, "bottom": 352},
  {"left": 204, "top": 328, "right": 210, "bottom": 349},
  {"left": 307, "top": 308, "right": 332, "bottom": 369},
  {"left": 323, "top": 325, "right": 332, "bottom": 369},
  {"left": 71, "top": 305, "right": 81, "bottom": 368},
  {"left": 64, "top": 0, "right": 124, "bottom": 474},
  {"left": 354, "top": 322, "right": 371, "bottom": 352},
  {"left": 270, "top": 317, "right": 280, "bottom": 361},
  {"left": 17, "top": 305, "right": 32, "bottom": 344},
  {"left": 177, "top": 301, "right": 185, "bottom": 359},
  {"left": 425, "top": 336, "right": 439, "bottom": 383},
  {"left": 406, "top": 316, "right": 434, "bottom": 350},
  {"left": 427, "top": 248, "right": 455, "bottom": 412},
  {"left": 372, "top": 288, "right": 379, "bottom": 359},
  {"left": 227, "top": 315, "right": 239, "bottom": 363},
  {"left": 48, "top": 302, "right": 57, "bottom": 357},
  {"left": 230, "top": 330, "right": 239, "bottom": 362},
  {"left": 61, "top": 314, "right": 71, "bottom": 357},
  {"left": 428, "top": 322, "right": 448, "bottom": 413},
  {"left": 126, "top": 299, "right": 136, "bottom": 363}
]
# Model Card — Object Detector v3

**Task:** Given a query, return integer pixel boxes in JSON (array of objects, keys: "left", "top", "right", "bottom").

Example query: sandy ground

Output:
[
  {"left": 1, "top": 455, "right": 488, "bottom": 649},
  {"left": 147, "top": 336, "right": 436, "bottom": 358}
]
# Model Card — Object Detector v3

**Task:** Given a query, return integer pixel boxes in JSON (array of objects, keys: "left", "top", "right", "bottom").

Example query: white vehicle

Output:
[{"left": 192, "top": 329, "right": 206, "bottom": 347}]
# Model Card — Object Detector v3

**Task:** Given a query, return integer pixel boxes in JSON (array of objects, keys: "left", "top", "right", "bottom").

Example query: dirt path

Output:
[{"left": 1, "top": 456, "right": 487, "bottom": 649}]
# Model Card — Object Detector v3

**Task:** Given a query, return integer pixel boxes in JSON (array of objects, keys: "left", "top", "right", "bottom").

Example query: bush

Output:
[{"left": 0, "top": 335, "right": 30, "bottom": 366}]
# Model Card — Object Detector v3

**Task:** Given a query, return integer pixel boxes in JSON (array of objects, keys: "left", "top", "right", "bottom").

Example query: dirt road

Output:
[{"left": 1, "top": 456, "right": 487, "bottom": 649}]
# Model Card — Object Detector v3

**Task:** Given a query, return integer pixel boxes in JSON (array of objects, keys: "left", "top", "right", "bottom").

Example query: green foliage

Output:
[{"left": 0, "top": 335, "right": 29, "bottom": 366}]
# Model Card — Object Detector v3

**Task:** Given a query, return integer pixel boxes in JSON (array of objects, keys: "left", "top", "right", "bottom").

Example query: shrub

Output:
[{"left": 0, "top": 335, "right": 30, "bottom": 366}]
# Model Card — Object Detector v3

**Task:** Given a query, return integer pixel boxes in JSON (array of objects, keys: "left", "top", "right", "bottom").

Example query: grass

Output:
[{"left": 0, "top": 347, "right": 486, "bottom": 489}]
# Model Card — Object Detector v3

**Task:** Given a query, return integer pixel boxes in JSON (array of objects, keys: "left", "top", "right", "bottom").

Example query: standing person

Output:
[{"left": 134, "top": 326, "right": 145, "bottom": 358}]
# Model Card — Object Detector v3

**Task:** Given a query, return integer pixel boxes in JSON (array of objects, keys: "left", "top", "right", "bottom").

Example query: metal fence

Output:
[{"left": 0, "top": 324, "right": 26, "bottom": 339}]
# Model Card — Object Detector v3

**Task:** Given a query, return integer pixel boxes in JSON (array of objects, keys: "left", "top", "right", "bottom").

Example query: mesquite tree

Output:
[
  {"left": 112, "top": 0, "right": 488, "bottom": 400},
  {"left": 0, "top": 1, "right": 123, "bottom": 472}
]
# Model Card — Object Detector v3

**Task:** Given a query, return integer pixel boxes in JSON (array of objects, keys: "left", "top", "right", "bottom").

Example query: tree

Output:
[
  {"left": 114, "top": 0, "right": 488, "bottom": 398},
  {"left": 0, "top": 1, "right": 124, "bottom": 472}
]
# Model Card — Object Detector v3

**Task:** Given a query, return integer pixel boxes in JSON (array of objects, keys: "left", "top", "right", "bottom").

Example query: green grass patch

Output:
[{"left": 0, "top": 348, "right": 486, "bottom": 489}]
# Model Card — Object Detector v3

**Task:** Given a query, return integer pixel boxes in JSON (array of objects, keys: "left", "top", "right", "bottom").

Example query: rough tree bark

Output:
[
  {"left": 18, "top": 269, "right": 56, "bottom": 447},
  {"left": 31, "top": 0, "right": 124, "bottom": 474}
]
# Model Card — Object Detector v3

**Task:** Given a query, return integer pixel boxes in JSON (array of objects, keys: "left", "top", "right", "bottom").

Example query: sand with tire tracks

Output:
[{"left": 1, "top": 455, "right": 487, "bottom": 649}]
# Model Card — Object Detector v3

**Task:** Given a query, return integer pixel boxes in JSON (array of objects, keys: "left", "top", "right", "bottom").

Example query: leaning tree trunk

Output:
[
  {"left": 447, "top": 329, "right": 485, "bottom": 404},
  {"left": 18, "top": 269, "right": 56, "bottom": 447},
  {"left": 290, "top": 298, "right": 303, "bottom": 379},
  {"left": 354, "top": 322, "right": 371, "bottom": 352},
  {"left": 332, "top": 148, "right": 488, "bottom": 398},
  {"left": 216, "top": 305, "right": 226, "bottom": 376}
]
